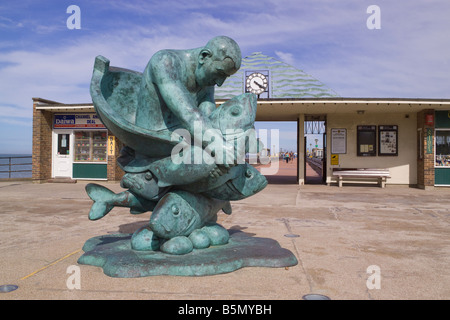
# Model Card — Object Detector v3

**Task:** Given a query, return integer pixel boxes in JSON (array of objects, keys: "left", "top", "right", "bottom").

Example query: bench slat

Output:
[{"left": 334, "top": 172, "right": 390, "bottom": 176}]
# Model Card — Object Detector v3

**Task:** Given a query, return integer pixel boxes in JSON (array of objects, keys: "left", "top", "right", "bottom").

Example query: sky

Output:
[{"left": 1, "top": 0, "right": 449, "bottom": 154}]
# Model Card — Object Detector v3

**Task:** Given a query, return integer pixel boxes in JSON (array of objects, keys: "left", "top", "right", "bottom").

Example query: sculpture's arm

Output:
[
  {"left": 149, "top": 52, "right": 214, "bottom": 147},
  {"left": 149, "top": 52, "right": 235, "bottom": 168},
  {"left": 197, "top": 87, "right": 216, "bottom": 116}
]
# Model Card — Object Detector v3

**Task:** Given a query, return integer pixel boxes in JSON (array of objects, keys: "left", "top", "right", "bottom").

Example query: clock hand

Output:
[{"left": 255, "top": 81, "right": 265, "bottom": 89}]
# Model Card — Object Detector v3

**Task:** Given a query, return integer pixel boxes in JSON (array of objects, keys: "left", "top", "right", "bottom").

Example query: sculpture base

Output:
[{"left": 77, "top": 231, "right": 298, "bottom": 277}]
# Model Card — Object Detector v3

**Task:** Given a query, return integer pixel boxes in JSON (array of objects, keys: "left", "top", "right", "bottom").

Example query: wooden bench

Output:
[{"left": 333, "top": 168, "right": 391, "bottom": 188}]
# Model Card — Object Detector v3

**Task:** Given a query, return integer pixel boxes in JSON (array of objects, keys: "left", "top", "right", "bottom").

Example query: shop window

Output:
[
  {"left": 357, "top": 125, "right": 376, "bottom": 156},
  {"left": 435, "top": 130, "right": 450, "bottom": 167},
  {"left": 74, "top": 131, "right": 107, "bottom": 162}
]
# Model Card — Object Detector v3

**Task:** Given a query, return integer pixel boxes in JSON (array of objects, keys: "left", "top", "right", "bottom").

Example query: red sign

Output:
[{"left": 425, "top": 114, "right": 434, "bottom": 126}]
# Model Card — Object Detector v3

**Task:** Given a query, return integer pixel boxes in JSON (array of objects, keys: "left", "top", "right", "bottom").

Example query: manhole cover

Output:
[
  {"left": 302, "top": 294, "right": 331, "bottom": 300},
  {"left": 0, "top": 285, "right": 18, "bottom": 293},
  {"left": 284, "top": 234, "right": 300, "bottom": 238}
]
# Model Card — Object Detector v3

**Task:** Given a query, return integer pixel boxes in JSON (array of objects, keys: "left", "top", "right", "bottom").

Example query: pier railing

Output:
[
  {"left": 0, "top": 156, "right": 32, "bottom": 179},
  {"left": 306, "top": 157, "right": 323, "bottom": 175}
]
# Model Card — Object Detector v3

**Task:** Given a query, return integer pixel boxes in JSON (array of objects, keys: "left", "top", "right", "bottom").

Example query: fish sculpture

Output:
[
  {"left": 180, "top": 163, "right": 268, "bottom": 201},
  {"left": 85, "top": 162, "right": 265, "bottom": 220},
  {"left": 145, "top": 190, "right": 231, "bottom": 254}
]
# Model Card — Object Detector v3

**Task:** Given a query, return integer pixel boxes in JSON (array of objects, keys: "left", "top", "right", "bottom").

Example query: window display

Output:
[
  {"left": 74, "top": 131, "right": 107, "bottom": 162},
  {"left": 435, "top": 130, "right": 450, "bottom": 167}
]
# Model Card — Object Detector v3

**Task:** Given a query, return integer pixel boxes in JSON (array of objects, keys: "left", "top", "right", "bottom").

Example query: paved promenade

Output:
[
  {"left": 255, "top": 157, "right": 322, "bottom": 184},
  {"left": 0, "top": 177, "right": 449, "bottom": 300}
]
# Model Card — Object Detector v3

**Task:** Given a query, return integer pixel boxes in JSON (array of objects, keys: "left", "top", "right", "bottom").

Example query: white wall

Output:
[{"left": 326, "top": 112, "right": 417, "bottom": 185}]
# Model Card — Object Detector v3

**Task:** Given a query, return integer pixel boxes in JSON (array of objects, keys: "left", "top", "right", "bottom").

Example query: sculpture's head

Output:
[
  {"left": 203, "top": 163, "right": 267, "bottom": 200},
  {"left": 231, "top": 164, "right": 268, "bottom": 198},
  {"left": 223, "top": 164, "right": 267, "bottom": 200},
  {"left": 149, "top": 192, "right": 201, "bottom": 239},
  {"left": 195, "top": 36, "right": 241, "bottom": 87}
]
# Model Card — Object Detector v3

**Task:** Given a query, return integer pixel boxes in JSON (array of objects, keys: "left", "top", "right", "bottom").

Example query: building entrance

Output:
[
  {"left": 52, "top": 131, "right": 73, "bottom": 178},
  {"left": 254, "top": 121, "right": 298, "bottom": 184},
  {"left": 304, "top": 115, "right": 327, "bottom": 184}
]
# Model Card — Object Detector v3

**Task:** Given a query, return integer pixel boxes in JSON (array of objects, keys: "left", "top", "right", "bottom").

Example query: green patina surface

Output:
[
  {"left": 78, "top": 232, "right": 298, "bottom": 277},
  {"left": 80, "top": 36, "right": 298, "bottom": 276}
]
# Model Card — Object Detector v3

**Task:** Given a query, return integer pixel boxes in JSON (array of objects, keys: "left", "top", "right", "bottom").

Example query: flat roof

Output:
[{"left": 34, "top": 97, "right": 450, "bottom": 121}]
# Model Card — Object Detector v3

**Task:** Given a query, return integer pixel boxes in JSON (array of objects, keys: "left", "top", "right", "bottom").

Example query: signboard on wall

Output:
[
  {"left": 331, "top": 128, "right": 346, "bottom": 154},
  {"left": 426, "top": 128, "right": 433, "bottom": 154},
  {"left": 357, "top": 125, "right": 376, "bottom": 156},
  {"left": 378, "top": 125, "right": 398, "bottom": 156},
  {"left": 108, "top": 135, "right": 116, "bottom": 156},
  {"left": 54, "top": 113, "right": 105, "bottom": 129},
  {"left": 330, "top": 154, "right": 339, "bottom": 165}
]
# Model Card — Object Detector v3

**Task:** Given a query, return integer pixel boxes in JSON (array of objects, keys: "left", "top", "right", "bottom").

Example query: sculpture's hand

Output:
[
  {"left": 219, "top": 142, "right": 237, "bottom": 166},
  {"left": 208, "top": 142, "right": 238, "bottom": 179},
  {"left": 209, "top": 165, "right": 225, "bottom": 179}
]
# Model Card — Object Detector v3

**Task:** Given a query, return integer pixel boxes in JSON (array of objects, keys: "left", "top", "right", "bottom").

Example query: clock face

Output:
[{"left": 246, "top": 72, "right": 268, "bottom": 95}]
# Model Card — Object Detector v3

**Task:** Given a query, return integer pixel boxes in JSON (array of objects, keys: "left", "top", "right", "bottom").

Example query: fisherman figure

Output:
[{"left": 118, "top": 36, "right": 243, "bottom": 200}]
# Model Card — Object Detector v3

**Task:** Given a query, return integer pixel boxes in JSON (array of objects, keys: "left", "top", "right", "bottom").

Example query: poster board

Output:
[
  {"left": 331, "top": 128, "right": 346, "bottom": 154},
  {"left": 378, "top": 125, "right": 398, "bottom": 156},
  {"left": 357, "top": 125, "right": 376, "bottom": 156}
]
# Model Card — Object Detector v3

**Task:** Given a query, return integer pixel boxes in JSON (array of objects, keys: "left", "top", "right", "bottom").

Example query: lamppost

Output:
[{"left": 315, "top": 139, "right": 318, "bottom": 158}]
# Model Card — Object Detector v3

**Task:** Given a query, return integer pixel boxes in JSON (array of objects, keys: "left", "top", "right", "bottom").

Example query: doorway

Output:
[
  {"left": 254, "top": 121, "right": 298, "bottom": 184},
  {"left": 52, "top": 131, "right": 73, "bottom": 178},
  {"left": 304, "top": 115, "right": 326, "bottom": 184}
]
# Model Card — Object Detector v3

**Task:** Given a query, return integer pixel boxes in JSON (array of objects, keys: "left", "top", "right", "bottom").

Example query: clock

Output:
[{"left": 246, "top": 72, "right": 268, "bottom": 95}]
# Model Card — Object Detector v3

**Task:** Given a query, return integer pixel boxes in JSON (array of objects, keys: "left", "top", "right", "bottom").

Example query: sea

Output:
[{"left": 0, "top": 154, "right": 32, "bottom": 179}]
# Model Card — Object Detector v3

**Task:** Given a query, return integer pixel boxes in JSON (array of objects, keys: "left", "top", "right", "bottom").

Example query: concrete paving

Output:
[{"left": 0, "top": 177, "right": 449, "bottom": 300}]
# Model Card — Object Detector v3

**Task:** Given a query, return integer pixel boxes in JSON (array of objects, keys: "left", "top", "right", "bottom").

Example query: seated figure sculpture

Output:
[{"left": 87, "top": 36, "right": 267, "bottom": 255}]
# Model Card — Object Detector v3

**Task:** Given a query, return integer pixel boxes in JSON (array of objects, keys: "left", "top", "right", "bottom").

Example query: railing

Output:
[
  {"left": 306, "top": 157, "right": 323, "bottom": 175},
  {"left": 0, "top": 156, "right": 32, "bottom": 179}
]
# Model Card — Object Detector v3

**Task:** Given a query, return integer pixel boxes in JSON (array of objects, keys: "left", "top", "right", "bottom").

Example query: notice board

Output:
[
  {"left": 378, "top": 125, "right": 398, "bottom": 156},
  {"left": 357, "top": 125, "right": 376, "bottom": 156},
  {"left": 331, "top": 128, "right": 346, "bottom": 154}
]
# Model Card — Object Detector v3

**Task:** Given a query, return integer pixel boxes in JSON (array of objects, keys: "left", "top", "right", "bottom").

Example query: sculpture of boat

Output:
[{"left": 90, "top": 55, "right": 177, "bottom": 158}]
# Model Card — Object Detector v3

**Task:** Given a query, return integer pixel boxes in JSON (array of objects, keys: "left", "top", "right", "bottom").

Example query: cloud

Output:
[
  {"left": 0, "top": 116, "right": 31, "bottom": 127},
  {"left": 0, "top": 29, "right": 187, "bottom": 114},
  {"left": 0, "top": 15, "right": 24, "bottom": 29},
  {"left": 275, "top": 51, "right": 296, "bottom": 67},
  {"left": 285, "top": 1, "right": 450, "bottom": 98}
]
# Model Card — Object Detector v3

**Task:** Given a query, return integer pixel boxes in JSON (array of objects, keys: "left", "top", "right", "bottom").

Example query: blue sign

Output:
[{"left": 54, "top": 115, "right": 75, "bottom": 127}]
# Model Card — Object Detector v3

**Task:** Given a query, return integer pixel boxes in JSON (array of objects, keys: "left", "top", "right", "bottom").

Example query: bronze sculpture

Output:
[{"left": 79, "top": 36, "right": 297, "bottom": 276}]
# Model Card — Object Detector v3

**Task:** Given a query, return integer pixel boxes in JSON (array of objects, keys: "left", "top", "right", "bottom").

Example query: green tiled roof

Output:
[{"left": 215, "top": 52, "right": 339, "bottom": 99}]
